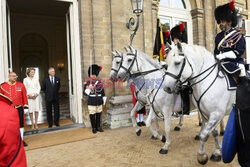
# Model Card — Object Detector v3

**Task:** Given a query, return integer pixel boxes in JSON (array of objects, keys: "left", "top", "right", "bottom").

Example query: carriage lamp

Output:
[
  {"left": 57, "top": 63, "right": 64, "bottom": 73},
  {"left": 126, "top": 0, "right": 144, "bottom": 45}
]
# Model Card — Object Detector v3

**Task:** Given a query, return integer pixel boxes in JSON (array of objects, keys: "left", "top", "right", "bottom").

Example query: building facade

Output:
[{"left": 0, "top": 0, "right": 249, "bottom": 127}]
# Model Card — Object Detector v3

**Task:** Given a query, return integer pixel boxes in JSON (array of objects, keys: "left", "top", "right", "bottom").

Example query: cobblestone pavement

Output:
[{"left": 26, "top": 115, "right": 239, "bottom": 167}]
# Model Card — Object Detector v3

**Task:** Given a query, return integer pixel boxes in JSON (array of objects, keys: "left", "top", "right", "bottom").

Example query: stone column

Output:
[{"left": 191, "top": 8, "right": 205, "bottom": 46}]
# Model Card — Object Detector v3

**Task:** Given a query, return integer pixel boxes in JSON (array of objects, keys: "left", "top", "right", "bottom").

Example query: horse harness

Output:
[
  {"left": 165, "top": 52, "right": 220, "bottom": 121},
  {"left": 119, "top": 50, "right": 166, "bottom": 120}
]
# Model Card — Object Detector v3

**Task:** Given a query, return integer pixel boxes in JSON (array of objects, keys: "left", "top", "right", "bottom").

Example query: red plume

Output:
[
  {"left": 164, "top": 31, "right": 170, "bottom": 39},
  {"left": 229, "top": 0, "right": 235, "bottom": 12},
  {"left": 99, "top": 66, "right": 102, "bottom": 71},
  {"left": 179, "top": 23, "right": 185, "bottom": 33}
]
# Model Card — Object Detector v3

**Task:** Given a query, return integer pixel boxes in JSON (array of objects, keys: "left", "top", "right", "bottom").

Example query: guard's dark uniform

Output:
[
  {"left": 214, "top": 28, "right": 245, "bottom": 65},
  {"left": 84, "top": 64, "right": 105, "bottom": 133},
  {"left": 214, "top": 1, "right": 249, "bottom": 166}
]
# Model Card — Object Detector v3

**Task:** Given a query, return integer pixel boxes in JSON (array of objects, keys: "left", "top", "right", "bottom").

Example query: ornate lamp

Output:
[{"left": 126, "top": 0, "right": 144, "bottom": 45}]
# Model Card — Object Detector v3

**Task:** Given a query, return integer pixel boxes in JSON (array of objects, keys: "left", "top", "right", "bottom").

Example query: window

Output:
[
  {"left": 161, "top": 18, "right": 170, "bottom": 31},
  {"left": 159, "top": 0, "right": 170, "bottom": 6},
  {"left": 173, "top": 0, "right": 186, "bottom": 9},
  {"left": 159, "top": 0, "right": 193, "bottom": 44}
]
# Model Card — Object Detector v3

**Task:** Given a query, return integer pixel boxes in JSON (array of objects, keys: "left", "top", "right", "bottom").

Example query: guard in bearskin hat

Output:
[
  {"left": 170, "top": 23, "right": 187, "bottom": 44},
  {"left": 170, "top": 23, "right": 191, "bottom": 116},
  {"left": 84, "top": 64, "right": 105, "bottom": 134},
  {"left": 214, "top": 0, "right": 246, "bottom": 79},
  {"left": 214, "top": 1, "right": 249, "bottom": 166}
]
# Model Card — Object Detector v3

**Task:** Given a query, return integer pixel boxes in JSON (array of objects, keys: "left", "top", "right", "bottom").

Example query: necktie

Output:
[{"left": 51, "top": 77, "right": 54, "bottom": 85}]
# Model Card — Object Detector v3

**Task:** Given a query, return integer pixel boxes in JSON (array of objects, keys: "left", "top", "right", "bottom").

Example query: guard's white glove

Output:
[
  {"left": 103, "top": 96, "right": 107, "bottom": 105},
  {"left": 24, "top": 109, "right": 29, "bottom": 115},
  {"left": 84, "top": 89, "right": 91, "bottom": 95},
  {"left": 216, "top": 51, "right": 236, "bottom": 60}
]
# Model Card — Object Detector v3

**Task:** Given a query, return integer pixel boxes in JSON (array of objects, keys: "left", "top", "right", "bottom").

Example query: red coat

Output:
[
  {"left": 0, "top": 93, "right": 27, "bottom": 167},
  {"left": 130, "top": 83, "right": 146, "bottom": 117},
  {"left": 0, "top": 82, "right": 28, "bottom": 125},
  {"left": 0, "top": 82, "right": 29, "bottom": 109}
]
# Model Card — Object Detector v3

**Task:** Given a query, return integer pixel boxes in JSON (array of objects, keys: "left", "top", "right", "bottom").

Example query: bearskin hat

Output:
[
  {"left": 88, "top": 64, "right": 102, "bottom": 77},
  {"left": 170, "top": 23, "right": 187, "bottom": 43},
  {"left": 214, "top": 0, "right": 238, "bottom": 27},
  {"left": 163, "top": 31, "right": 172, "bottom": 45}
]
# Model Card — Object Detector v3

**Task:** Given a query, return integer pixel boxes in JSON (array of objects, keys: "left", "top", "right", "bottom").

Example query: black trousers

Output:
[
  {"left": 16, "top": 107, "right": 24, "bottom": 128},
  {"left": 235, "top": 109, "right": 250, "bottom": 167},
  {"left": 46, "top": 99, "right": 60, "bottom": 126},
  {"left": 180, "top": 87, "right": 190, "bottom": 113}
]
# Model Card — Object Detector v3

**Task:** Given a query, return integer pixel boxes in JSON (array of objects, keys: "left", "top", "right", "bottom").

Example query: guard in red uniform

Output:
[
  {"left": 0, "top": 72, "right": 29, "bottom": 147},
  {"left": 0, "top": 93, "right": 27, "bottom": 167}
]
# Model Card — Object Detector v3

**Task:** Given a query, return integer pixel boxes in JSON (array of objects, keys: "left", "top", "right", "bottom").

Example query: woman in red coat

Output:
[{"left": 0, "top": 93, "right": 27, "bottom": 167}]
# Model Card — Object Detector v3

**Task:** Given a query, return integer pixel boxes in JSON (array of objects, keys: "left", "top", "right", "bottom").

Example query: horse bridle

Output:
[
  {"left": 164, "top": 53, "right": 189, "bottom": 90},
  {"left": 119, "top": 50, "right": 139, "bottom": 79},
  {"left": 120, "top": 50, "right": 164, "bottom": 79},
  {"left": 165, "top": 51, "right": 220, "bottom": 121},
  {"left": 111, "top": 55, "right": 123, "bottom": 74}
]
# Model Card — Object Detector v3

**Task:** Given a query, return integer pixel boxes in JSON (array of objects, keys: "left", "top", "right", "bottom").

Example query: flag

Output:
[{"left": 153, "top": 18, "right": 166, "bottom": 61}]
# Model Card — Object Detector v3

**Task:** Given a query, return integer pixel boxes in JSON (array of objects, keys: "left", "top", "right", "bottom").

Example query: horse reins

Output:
[{"left": 165, "top": 53, "right": 220, "bottom": 121}]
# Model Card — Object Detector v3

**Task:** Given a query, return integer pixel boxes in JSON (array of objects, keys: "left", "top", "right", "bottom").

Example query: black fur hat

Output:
[
  {"left": 88, "top": 64, "right": 102, "bottom": 77},
  {"left": 170, "top": 23, "right": 187, "bottom": 43},
  {"left": 214, "top": 0, "right": 238, "bottom": 27}
]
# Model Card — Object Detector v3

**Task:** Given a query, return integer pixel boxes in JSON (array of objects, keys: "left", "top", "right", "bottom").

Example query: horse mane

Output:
[
  {"left": 183, "top": 44, "right": 215, "bottom": 62},
  {"left": 136, "top": 50, "right": 162, "bottom": 69}
]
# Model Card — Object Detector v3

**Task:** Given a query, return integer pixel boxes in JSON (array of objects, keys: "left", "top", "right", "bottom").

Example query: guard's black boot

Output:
[
  {"left": 23, "top": 141, "right": 28, "bottom": 147},
  {"left": 238, "top": 76, "right": 246, "bottom": 85},
  {"left": 181, "top": 87, "right": 190, "bottom": 115},
  {"left": 96, "top": 113, "right": 104, "bottom": 132},
  {"left": 89, "top": 114, "right": 97, "bottom": 134}
]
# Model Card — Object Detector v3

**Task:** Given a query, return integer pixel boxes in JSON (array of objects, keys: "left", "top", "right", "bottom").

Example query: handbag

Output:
[{"left": 222, "top": 107, "right": 237, "bottom": 163}]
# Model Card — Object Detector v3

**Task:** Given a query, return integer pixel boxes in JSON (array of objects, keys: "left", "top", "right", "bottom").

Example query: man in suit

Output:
[{"left": 42, "top": 67, "right": 61, "bottom": 128}]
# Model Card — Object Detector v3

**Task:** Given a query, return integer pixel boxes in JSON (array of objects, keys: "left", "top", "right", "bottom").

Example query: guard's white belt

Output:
[{"left": 89, "top": 94, "right": 102, "bottom": 97}]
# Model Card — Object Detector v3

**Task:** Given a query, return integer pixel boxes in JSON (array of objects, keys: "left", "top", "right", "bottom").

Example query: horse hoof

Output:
[
  {"left": 197, "top": 153, "right": 208, "bottom": 165},
  {"left": 161, "top": 135, "right": 166, "bottom": 143},
  {"left": 194, "top": 135, "right": 200, "bottom": 140},
  {"left": 220, "top": 131, "right": 224, "bottom": 136},
  {"left": 151, "top": 135, "right": 158, "bottom": 140},
  {"left": 159, "top": 148, "right": 168, "bottom": 154},
  {"left": 174, "top": 126, "right": 181, "bottom": 131},
  {"left": 136, "top": 129, "right": 141, "bottom": 136},
  {"left": 199, "top": 123, "right": 202, "bottom": 126},
  {"left": 210, "top": 154, "right": 222, "bottom": 162}
]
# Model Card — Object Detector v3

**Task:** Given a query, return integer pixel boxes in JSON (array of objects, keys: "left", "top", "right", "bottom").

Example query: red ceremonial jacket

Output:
[
  {"left": 0, "top": 82, "right": 29, "bottom": 109},
  {"left": 0, "top": 93, "right": 27, "bottom": 167}
]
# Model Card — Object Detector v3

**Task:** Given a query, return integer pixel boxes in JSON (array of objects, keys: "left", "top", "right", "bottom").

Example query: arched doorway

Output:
[{"left": 19, "top": 33, "right": 48, "bottom": 83}]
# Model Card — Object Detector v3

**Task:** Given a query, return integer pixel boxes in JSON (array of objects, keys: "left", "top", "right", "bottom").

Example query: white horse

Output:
[
  {"left": 110, "top": 49, "right": 162, "bottom": 139},
  {"left": 163, "top": 42, "right": 234, "bottom": 164},
  {"left": 117, "top": 46, "right": 180, "bottom": 154}
]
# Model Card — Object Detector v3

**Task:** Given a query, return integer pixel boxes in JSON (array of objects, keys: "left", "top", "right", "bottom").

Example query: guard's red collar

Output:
[{"left": 0, "top": 93, "right": 12, "bottom": 105}]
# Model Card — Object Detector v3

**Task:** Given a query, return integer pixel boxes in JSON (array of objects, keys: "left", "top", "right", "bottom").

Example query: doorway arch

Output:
[{"left": 19, "top": 33, "right": 48, "bottom": 82}]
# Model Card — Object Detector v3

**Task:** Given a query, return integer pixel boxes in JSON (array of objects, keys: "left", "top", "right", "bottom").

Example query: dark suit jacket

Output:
[{"left": 42, "top": 76, "right": 60, "bottom": 102}]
